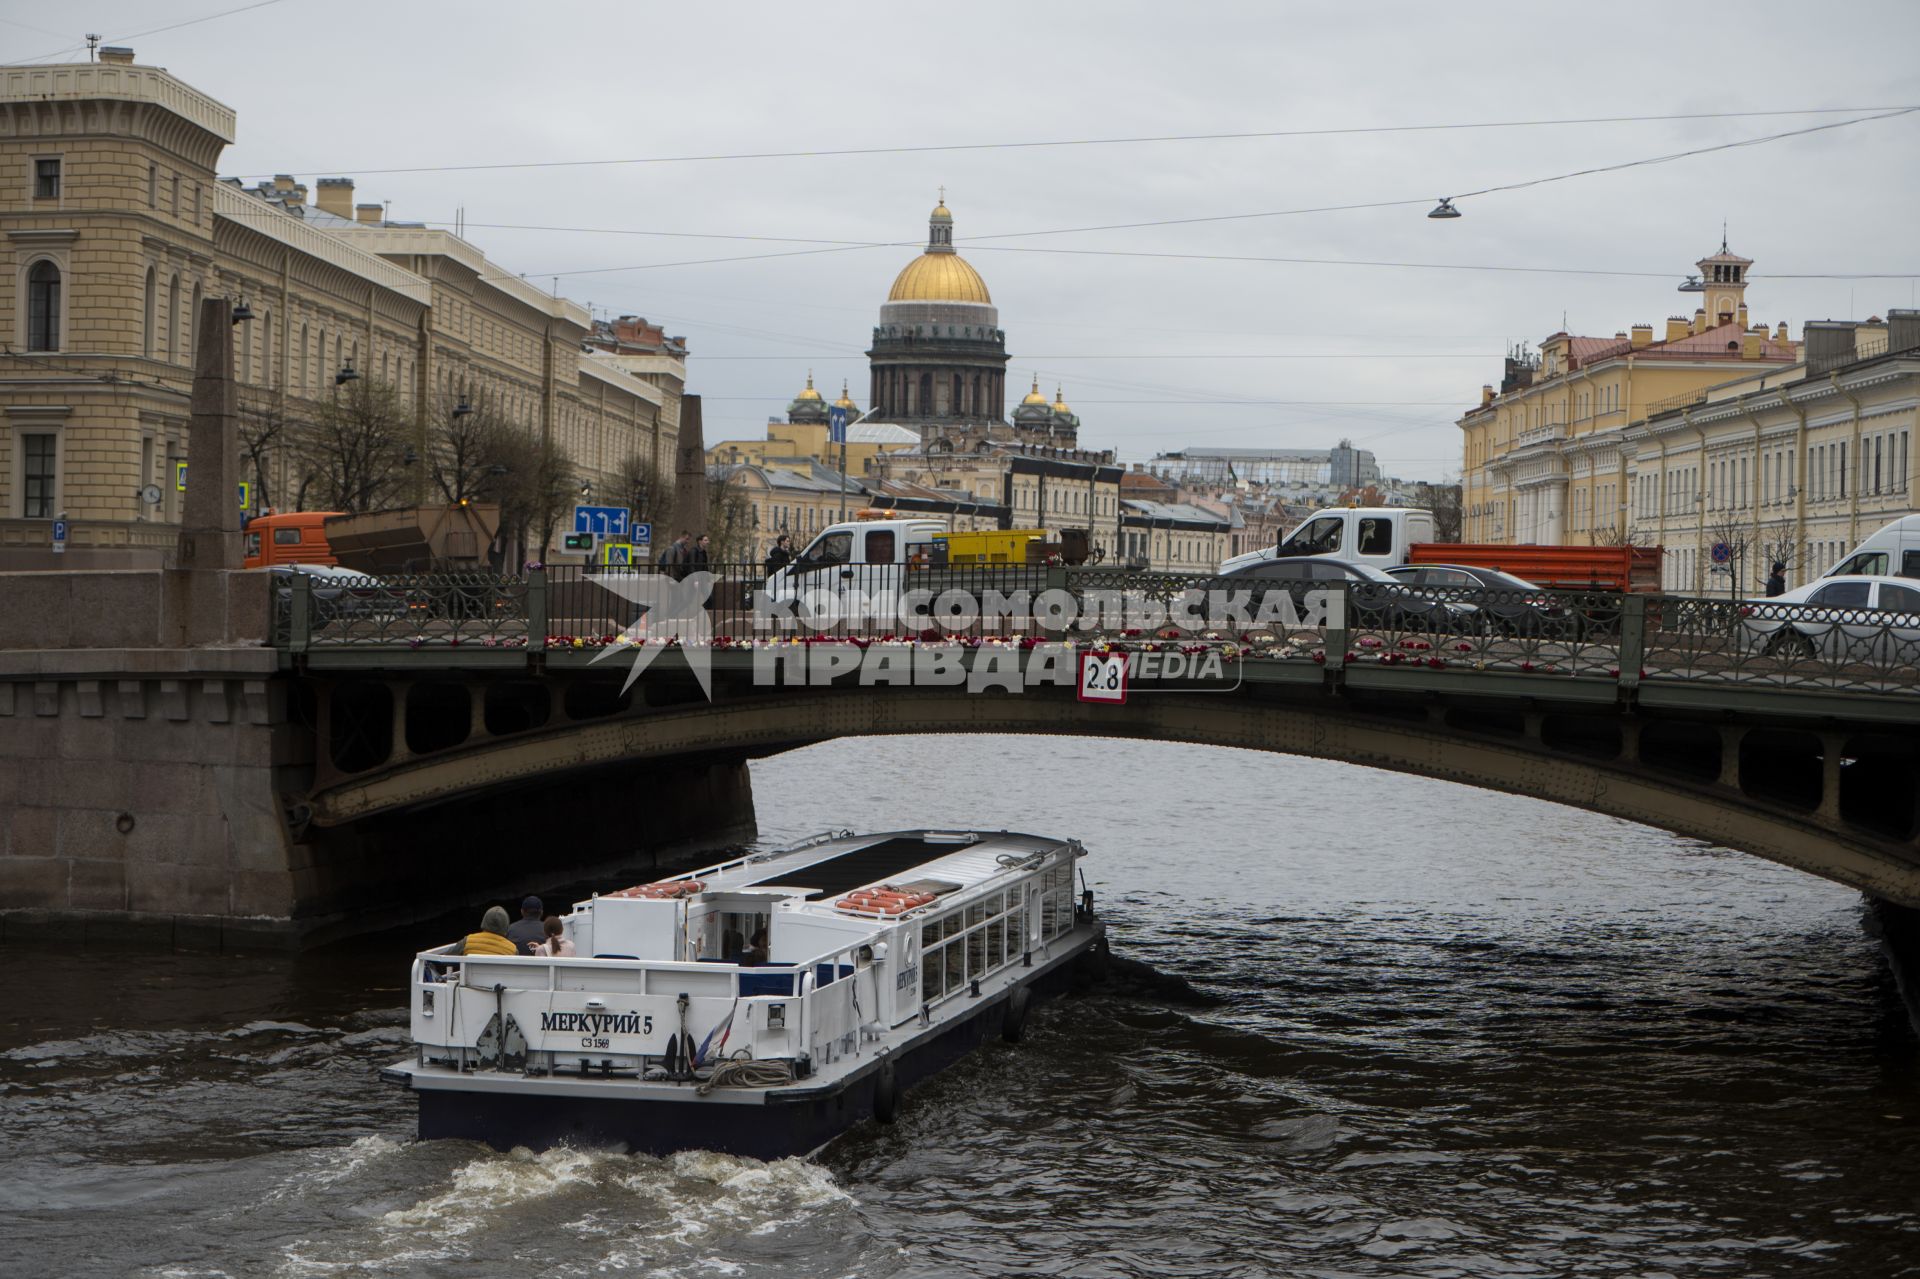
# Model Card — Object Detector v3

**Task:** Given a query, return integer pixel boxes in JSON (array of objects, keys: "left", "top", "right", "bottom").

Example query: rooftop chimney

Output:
[
  {"left": 1889, "top": 309, "right": 1920, "bottom": 355},
  {"left": 1804, "top": 320, "right": 1860, "bottom": 374},
  {"left": 1692, "top": 307, "right": 1708, "bottom": 334},
  {"left": 1630, "top": 324, "right": 1653, "bottom": 350},
  {"left": 98, "top": 46, "right": 134, "bottom": 64},
  {"left": 1665, "top": 316, "right": 1690, "bottom": 343},
  {"left": 290, "top": 183, "right": 307, "bottom": 204},
  {"left": 1481, "top": 384, "right": 1495, "bottom": 407},
  {"left": 354, "top": 203, "right": 383, "bottom": 225},
  {"left": 271, "top": 174, "right": 295, "bottom": 194},
  {"left": 315, "top": 177, "right": 354, "bottom": 219},
  {"left": 1741, "top": 331, "right": 1764, "bottom": 360},
  {"left": 1775, "top": 321, "right": 1790, "bottom": 343}
]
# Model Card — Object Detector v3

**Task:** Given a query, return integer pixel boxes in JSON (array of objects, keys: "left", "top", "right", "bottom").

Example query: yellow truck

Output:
[{"left": 934, "top": 527, "right": 1090, "bottom": 565}]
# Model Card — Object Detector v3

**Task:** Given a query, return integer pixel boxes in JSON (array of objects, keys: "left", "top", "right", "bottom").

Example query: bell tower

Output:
[{"left": 1696, "top": 234, "right": 1753, "bottom": 329}]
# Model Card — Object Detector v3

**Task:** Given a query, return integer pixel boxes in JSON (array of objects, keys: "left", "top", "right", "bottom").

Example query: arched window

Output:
[
  {"left": 240, "top": 308, "right": 253, "bottom": 382},
  {"left": 188, "top": 282, "right": 202, "bottom": 361},
  {"left": 299, "top": 323, "right": 309, "bottom": 391},
  {"left": 26, "top": 260, "right": 60, "bottom": 351},
  {"left": 142, "top": 267, "right": 156, "bottom": 357}
]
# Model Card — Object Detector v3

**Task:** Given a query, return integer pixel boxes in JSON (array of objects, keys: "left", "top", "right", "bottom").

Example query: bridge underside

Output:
[{"left": 305, "top": 675, "right": 1920, "bottom": 908}]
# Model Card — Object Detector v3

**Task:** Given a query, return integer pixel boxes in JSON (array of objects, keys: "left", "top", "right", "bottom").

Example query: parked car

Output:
[
  {"left": 1214, "top": 557, "right": 1472, "bottom": 631},
  {"left": 264, "top": 563, "right": 399, "bottom": 620},
  {"left": 1739, "top": 574, "right": 1920, "bottom": 661},
  {"left": 1384, "top": 563, "right": 1575, "bottom": 636}
]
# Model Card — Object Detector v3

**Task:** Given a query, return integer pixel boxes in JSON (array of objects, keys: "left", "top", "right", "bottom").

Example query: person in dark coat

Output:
[
  {"left": 692, "top": 534, "right": 711, "bottom": 570},
  {"left": 660, "top": 531, "right": 692, "bottom": 581},
  {"left": 1765, "top": 562, "right": 1787, "bottom": 598},
  {"left": 764, "top": 533, "right": 794, "bottom": 578},
  {"left": 507, "top": 896, "right": 547, "bottom": 953}
]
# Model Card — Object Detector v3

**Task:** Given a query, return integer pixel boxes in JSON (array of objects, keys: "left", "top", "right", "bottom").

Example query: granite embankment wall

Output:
[{"left": 0, "top": 570, "right": 757, "bottom": 947}]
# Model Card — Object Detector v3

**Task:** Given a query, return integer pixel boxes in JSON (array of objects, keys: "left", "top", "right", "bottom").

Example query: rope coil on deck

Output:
[{"left": 695, "top": 1056, "right": 795, "bottom": 1096}]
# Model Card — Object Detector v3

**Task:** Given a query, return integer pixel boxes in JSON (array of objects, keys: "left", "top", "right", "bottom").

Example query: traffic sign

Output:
[
  {"left": 50, "top": 518, "right": 68, "bottom": 555},
  {"left": 828, "top": 405, "right": 848, "bottom": 444},
  {"left": 562, "top": 532, "right": 595, "bottom": 552},
  {"left": 176, "top": 461, "right": 188, "bottom": 491},
  {"left": 1710, "top": 541, "right": 1734, "bottom": 564},
  {"left": 603, "top": 542, "right": 632, "bottom": 567},
  {"left": 237, "top": 481, "right": 251, "bottom": 512},
  {"left": 1077, "top": 652, "right": 1128, "bottom": 705},
  {"left": 631, "top": 522, "right": 653, "bottom": 545},
  {"left": 572, "top": 505, "right": 630, "bottom": 538}
]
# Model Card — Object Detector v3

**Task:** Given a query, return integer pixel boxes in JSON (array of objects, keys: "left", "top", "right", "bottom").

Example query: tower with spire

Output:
[{"left": 1696, "top": 232, "right": 1754, "bottom": 330}]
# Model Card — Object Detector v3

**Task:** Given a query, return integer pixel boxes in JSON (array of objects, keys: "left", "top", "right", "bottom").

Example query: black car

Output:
[
  {"left": 1384, "top": 564, "right": 1575, "bottom": 636},
  {"left": 1213, "top": 558, "right": 1471, "bottom": 631}
]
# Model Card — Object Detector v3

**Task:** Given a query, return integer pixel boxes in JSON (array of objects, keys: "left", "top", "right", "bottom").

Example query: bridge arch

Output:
[{"left": 306, "top": 686, "right": 1920, "bottom": 908}]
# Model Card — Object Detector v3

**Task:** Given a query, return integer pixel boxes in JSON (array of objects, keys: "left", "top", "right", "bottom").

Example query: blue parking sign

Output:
[
  {"left": 631, "top": 522, "right": 652, "bottom": 545},
  {"left": 51, "top": 519, "right": 68, "bottom": 554}
]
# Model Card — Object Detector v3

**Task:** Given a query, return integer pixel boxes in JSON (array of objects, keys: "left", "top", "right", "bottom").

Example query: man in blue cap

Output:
[{"left": 507, "top": 895, "right": 547, "bottom": 953}]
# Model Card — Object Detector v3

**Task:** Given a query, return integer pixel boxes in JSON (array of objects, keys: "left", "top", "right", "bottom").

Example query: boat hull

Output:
[{"left": 399, "top": 927, "right": 1101, "bottom": 1159}]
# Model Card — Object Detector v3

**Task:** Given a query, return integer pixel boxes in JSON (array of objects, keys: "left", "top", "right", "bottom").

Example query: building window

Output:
[
  {"left": 26, "top": 260, "right": 61, "bottom": 351},
  {"left": 34, "top": 157, "right": 60, "bottom": 199},
  {"left": 22, "top": 432, "right": 56, "bottom": 518},
  {"left": 167, "top": 276, "right": 181, "bottom": 361},
  {"left": 143, "top": 267, "right": 156, "bottom": 357},
  {"left": 148, "top": 163, "right": 157, "bottom": 208}
]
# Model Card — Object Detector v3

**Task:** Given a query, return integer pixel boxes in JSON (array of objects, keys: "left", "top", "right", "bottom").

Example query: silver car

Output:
[{"left": 1739, "top": 574, "right": 1920, "bottom": 662}]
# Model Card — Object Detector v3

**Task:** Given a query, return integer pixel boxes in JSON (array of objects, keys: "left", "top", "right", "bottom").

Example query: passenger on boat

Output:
[
  {"left": 507, "top": 896, "right": 546, "bottom": 954},
  {"left": 535, "top": 916, "right": 575, "bottom": 957},
  {"left": 457, "top": 906, "right": 519, "bottom": 956},
  {"left": 743, "top": 927, "right": 770, "bottom": 967}
]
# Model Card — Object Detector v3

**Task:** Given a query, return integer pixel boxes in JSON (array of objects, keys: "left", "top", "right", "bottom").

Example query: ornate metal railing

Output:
[{"left": 268, "top": 563, "right": 1920, "bottom": 697}]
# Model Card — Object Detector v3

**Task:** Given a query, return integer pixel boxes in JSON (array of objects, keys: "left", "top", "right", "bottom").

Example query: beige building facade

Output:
[
  {"left": 1459, "top": 245, "right": 1799, "bottom": 554},
  {"left": 0, "top": 52, "right": 674, "bottom": 568}
]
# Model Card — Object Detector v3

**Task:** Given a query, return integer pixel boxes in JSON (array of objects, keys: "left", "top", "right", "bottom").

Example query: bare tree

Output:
[
  {"left": 1757, "top": 517, "right": 1800, "bottom": 593},
  {"left": 293, "top": 379, "right": 411, "bottom": 513},
  {"left": 1594, "top": 519, "right": 1652, "bottom": 548},
  {"left": 1701, "top": 513, "right": 1754, "bottom": 600},
  {"left": 237, "top": 390, "right": 300, "bottom": 512},
  {"left": 615, "top": 453, "right": 674, "bottom": 531},
  {"left": 1425, "top": 483, "right": 1463, "bottom": 542},
  {"left": 706, "top": 470, "right": 757, "bottom": 563}
]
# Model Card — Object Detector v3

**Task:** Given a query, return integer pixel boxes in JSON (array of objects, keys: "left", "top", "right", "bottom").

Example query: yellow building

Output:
[
  {"left": 708, "top": 376, "right": 918, "bottom": 477},
  {"left": 1630, "top": 313, "right": 1918, "bottom": 593},
  {"left": 1460, "top": 243, "right": 1799, "bottom": 547},
  {"left": 0, "top": 51, "right": 673, "bottom": 568}
]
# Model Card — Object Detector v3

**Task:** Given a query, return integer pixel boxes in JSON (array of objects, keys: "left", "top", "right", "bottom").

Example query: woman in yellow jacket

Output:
[{"left": 458, "top": 905, "right": 519, "bottom": 956}]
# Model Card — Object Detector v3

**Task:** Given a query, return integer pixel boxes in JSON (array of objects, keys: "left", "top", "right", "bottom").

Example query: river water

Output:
[{"left": 3, "top": 736, "right": 1917, "bottom": 1277}]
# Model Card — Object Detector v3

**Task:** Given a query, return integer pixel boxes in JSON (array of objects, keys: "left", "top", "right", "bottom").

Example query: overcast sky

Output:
[{"left": 13, "top": 0, "right": 1919, "bottom": 479}]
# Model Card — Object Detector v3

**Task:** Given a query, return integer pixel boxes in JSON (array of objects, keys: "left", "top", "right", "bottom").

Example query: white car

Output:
[{"left": 1739, "top": 574, "right": 1920, "bottom": 661}]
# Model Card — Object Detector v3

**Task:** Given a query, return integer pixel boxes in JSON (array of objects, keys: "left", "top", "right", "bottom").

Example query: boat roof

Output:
[{"left": 623, "top": 830, "right": 1072, "bottom": 905}]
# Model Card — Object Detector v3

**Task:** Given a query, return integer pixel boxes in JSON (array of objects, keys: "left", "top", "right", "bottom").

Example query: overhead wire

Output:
[
  {"left": 232, "top": 105, "right": 1920, "bottom": 178},
  {"left": 2, "top": 0, "right": 291, "bottom": 66}
]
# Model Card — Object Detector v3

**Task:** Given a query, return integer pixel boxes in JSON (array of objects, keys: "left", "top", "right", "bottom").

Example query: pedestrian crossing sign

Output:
[{"left": 603, "top": 542, "right": 632, "bottom": 567}]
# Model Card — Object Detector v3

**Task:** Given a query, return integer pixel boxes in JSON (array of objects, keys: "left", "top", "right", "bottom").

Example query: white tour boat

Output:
[{"left": 382, "top": 829, "right": 1102, "bottom": 1157}]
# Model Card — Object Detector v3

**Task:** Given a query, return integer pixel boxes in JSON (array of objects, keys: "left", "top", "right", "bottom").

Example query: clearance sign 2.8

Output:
[{"left": 1077, "top": 652, "right": 1128, "bottom": 704}]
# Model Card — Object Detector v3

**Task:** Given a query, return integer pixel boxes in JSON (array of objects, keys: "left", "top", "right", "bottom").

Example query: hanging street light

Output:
[{"left": 1427, "top": 198, "right": 1462, "bottom": 220}]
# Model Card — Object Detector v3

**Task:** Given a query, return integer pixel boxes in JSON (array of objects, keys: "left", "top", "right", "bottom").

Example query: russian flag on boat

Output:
[{"left": 694, "top": 1005, "right": 735, "bottom": 1067}]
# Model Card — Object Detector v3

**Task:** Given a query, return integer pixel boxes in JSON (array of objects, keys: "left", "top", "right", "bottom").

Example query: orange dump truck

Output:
[{"left": 1405, "top": 542, "right": 1664, "bottom": 593}]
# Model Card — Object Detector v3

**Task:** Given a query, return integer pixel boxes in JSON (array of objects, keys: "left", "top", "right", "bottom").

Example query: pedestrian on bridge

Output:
[
  {"left": 662, "top": 531, "right": 692, "bottom": 581},
  {"left": 1766, "top": 562, "right": 1788, "bottom": 598},
  {"left": 765, "top": 533, "right": 794, "bottom": 578}
]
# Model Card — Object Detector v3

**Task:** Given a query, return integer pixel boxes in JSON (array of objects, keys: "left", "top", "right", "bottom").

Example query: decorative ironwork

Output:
[{"left": 270, "top": 565, "right": 1920, "bottom": 697}]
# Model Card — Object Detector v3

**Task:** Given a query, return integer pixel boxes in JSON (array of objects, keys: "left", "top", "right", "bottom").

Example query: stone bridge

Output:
[{"left": 5, "top": 565, "right": 1920, "bottom": 945}]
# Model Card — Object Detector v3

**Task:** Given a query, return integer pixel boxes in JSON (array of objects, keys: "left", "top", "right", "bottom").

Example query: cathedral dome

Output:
[
  {"left": 887, "top": 196, "right": 992, "bottom": 304},
  {"left": 786, "top": 371, "right": 829, "bottom": 424},
  {"left": 887, "top": 253, "right": 991, "bottom": 305}
]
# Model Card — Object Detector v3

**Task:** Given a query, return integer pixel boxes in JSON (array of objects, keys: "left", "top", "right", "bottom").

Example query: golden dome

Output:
[
  {"left": 930, "top": 199, "right": 952, "bottom": 222},
  {"left": 833, "top": 380, "right": 858, "bottom": 411},
  {"left": 1019, "top": 376, "right": 1049, "bottom": 407},
  {"left": 795, "top": 371, "right": 823, "bottom": 401},
  {"left": 887, "top": 252, "right": 991, "bottom": 304},
  {"left": 1051, "top": 386, "right": 1072, "bottom": 414}
]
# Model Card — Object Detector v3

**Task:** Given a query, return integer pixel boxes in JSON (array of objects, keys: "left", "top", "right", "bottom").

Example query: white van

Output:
[
  {"left": 764, "top": 516, "right": 949, "bottom": 602},
  {"left": 1823, "top": 514, "right": 1920, "bottom": 580},
  {"left": 1219, "top": 507, "right": 1435, "bottom": 574}
]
